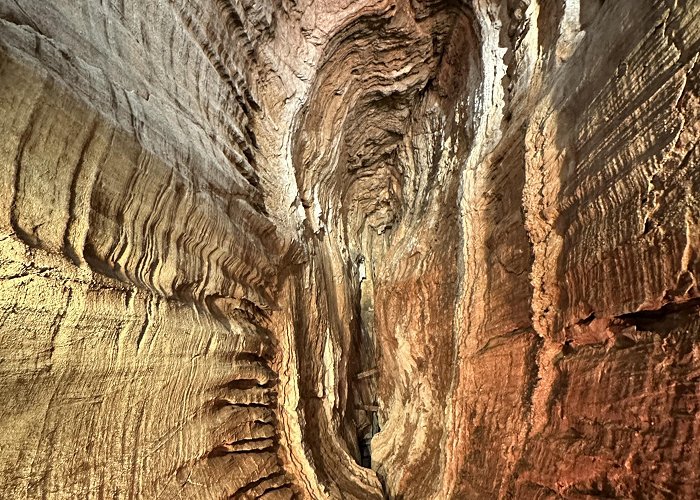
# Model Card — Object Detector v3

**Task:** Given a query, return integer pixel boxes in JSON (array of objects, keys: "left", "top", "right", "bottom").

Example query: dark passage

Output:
[{"left": 359, "top": 409, "right": 380, "bottom": 468}]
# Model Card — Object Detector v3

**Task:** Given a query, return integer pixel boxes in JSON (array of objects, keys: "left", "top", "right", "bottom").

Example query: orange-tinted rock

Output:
[{"left": 0, "top": 0, "right": 698, "bottom": 498}]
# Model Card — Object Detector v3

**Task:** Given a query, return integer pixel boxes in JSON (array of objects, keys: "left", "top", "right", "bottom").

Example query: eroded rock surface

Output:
[{"left": 0, "top": 0, "right": 698, "bottom": 498}]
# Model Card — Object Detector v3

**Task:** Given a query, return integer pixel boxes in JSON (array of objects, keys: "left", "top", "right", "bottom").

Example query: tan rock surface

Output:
[{"left": 0, "top": 0, "right": 698, "bottom": 498}]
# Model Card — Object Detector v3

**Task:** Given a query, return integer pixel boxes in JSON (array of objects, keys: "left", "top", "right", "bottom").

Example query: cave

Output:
[{"left": 0, "top": 0, "right": 699, "bottom": 498}]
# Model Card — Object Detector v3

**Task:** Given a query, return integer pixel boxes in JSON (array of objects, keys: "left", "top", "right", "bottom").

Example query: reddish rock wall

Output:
[{"left": 0, "top": 0, "right": 698, "bottom": 498}]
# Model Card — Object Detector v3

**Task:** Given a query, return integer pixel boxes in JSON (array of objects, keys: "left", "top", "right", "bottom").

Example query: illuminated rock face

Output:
[{"left": 0, "top": 0, "right": 698, "bottom": 498}]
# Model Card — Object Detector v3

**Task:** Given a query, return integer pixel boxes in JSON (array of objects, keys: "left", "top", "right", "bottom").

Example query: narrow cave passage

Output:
[
  {"left": 288, "top": 1, "right": 479, "bottom": 492},
  {"left": 1, "top": 0, "right": 698, "bottom": 498},
  {"left": 358, "top": 411, "right": 381, "bottom": 469},
  {"left": 354, "top": 254, "right": 381, "bottom": 469}
]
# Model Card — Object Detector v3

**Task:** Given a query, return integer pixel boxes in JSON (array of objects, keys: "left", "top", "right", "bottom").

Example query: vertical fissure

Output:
[{"left": 354, "top": 253, "right": 382, "bottom": 469}]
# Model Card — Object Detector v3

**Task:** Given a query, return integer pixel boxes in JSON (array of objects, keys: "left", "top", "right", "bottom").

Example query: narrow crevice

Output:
[
  {"left": 617, "top": 296, "right": 700, "bottom": 327},
  {"left": 228, "top": 470, "right": 286, "bottom": 499}
]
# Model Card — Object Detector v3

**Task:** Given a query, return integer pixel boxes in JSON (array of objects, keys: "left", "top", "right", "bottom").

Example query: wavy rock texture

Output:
[{"left": 0, "top": 0, "right": 699, "bottom": 498}]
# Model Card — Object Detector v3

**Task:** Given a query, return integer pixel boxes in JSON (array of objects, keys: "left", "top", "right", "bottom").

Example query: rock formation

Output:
[{"left": 0, "top": 0, "right": 698, "bottom": 498}]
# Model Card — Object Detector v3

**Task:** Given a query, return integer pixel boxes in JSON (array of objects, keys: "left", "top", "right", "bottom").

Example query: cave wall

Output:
[
  {"left": 0, "top": 0, "right": 698, "bottom": 499},
  {"left": 0, "top": 1, "right": 298, "bottom": 497},
  {"left": 444, "top": 0, "right": 700, "bottom": 497}
]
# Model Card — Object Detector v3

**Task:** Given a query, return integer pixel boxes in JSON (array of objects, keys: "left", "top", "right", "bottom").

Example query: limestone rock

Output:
[{"left": 0, "top": 0, "right": 698, "bottom": 498}]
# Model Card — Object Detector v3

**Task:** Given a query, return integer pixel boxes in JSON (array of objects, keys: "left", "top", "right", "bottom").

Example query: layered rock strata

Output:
[{"left": 0, "top": 0, "right": 698, "bottom": 498}]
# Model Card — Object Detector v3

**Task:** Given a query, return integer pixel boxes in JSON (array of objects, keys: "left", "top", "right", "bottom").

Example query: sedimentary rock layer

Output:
[{"left": 0, "top": 0, "right": 698, "bottom": 498}]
